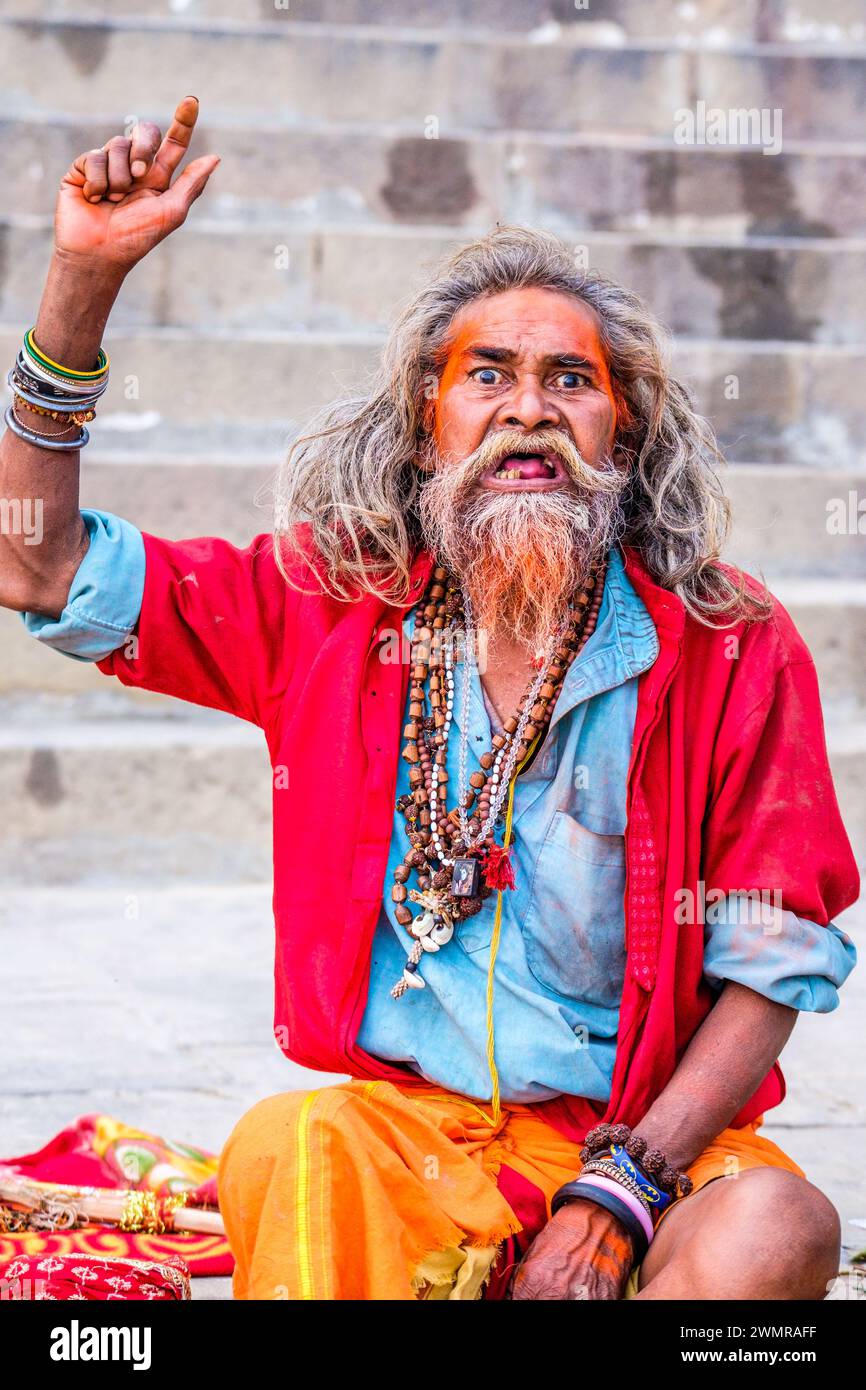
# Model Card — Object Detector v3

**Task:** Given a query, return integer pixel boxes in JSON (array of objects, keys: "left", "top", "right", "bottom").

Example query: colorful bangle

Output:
[
  {"left": 550, "top": 1179, "right": 649, "bottom": 1264},
  {"left": 579, "top": 1155, "right": 669, "bottom": 1218},
  {"left": 19, "top": 355, "right": 106, "bottom": 399},
  {"left": 10, "top": 360, "right": 106, "bottom": 412},
  {"left": 571, "top": 1173, "right": 655, "bottom": 1245},
  {"left": 584, "top": 1150, "right": 673, "bottom": 1217},
  {"left": 23, "top": 326, "right": 109, "bottom": 382}
]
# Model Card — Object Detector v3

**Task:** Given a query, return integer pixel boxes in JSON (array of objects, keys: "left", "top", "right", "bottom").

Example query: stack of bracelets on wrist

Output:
[
  {"left": 5, "top": 325, "right": 109, "bottom": 451},
  {"left": 549, "top": 1123, "right": 694, "bottom": 1265}
]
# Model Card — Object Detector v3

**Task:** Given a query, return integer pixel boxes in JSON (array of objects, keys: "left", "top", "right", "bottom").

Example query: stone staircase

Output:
[{"left": 0, "top": 0, "right": 864, "bottom": 881}]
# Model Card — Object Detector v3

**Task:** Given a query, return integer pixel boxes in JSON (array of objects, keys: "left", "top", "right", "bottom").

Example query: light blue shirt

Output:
[
  {"left": 357, "top": 547, "right": 658, "bottom": 1101},
  {"left": 22, "top": 508, "right": 145, "bottom": 661},
  {"left": 22, "top": 510, "right": 858, "bottom": 1103}
]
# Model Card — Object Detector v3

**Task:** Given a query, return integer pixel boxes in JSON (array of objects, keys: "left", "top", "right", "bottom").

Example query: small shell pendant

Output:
[{"left": 391, "top": 897, "right": 456, "bottom": 997}]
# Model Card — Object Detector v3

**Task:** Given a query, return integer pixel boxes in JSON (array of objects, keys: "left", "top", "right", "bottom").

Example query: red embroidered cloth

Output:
[{"left": 1, "top": 1251, "right": 191, "bottom": 1300}]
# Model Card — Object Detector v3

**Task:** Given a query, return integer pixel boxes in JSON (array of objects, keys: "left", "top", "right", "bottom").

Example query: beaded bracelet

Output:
[
  {"left": 582, "top": 1150, "right": 673, "bottom": 1218},
  {"left": 580, "top": 1122, "right": 693, "bottom": 1199},
  {"left": 579, "top": 1154, "right": 669, "bottom": 1218},
  {"left": 548, "top": 1122, "right": 694, "bottom": 1252},
  {"left": 5, "top": 403, "right": 89, "bottom": 451},
  {"left": 13, "top": 394, "right": 96, "bottom": 426}
]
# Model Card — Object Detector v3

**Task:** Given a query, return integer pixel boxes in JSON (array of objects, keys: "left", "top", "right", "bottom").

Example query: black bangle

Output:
[{"left": 550, "top": 1181, "right": 649, "bottom": 1264}]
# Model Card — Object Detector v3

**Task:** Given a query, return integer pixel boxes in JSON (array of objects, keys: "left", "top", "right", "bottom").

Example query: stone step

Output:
[
  {"left": 4, "top": 0, "right": 866, "bottom": 47},
  {"left": 674, "top": 340, "right": 866, "bottom": 466},
  {"left": 0, "top": 18, "right": 689, "bottom": 137},
  {"left": 0, "top": 693, "right": 273, "bottom": 884},
  {"left": 3, "top": 324, "right": 864, "bottom": 467},
  {"left": 4, "top": 115, "right": 866, "bottom": 239},
  {"left": 4, "top": 18, "right": 866, "bottom": 141},
  {"left": 1, "top": 692, "right": 861, "bottom": 883},
  {"left": 771, "top": 578, "right": 866, "bottom": 709},
  {"left": 5, "top": 1, "right": 866, "bottom": 48},
  {"left": 6, "top": 218, "right": 866, "bottom": 346},
  {"left": 723, "top": 466, "right": 866, "bottom": 579},
  {"left": 504, "top": 138, "right": 866, "bottom": 243}
]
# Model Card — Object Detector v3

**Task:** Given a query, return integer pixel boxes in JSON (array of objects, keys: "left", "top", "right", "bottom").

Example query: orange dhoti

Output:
[{"left": 217, "top": 1078, "right": 806, "bottom": 1301}]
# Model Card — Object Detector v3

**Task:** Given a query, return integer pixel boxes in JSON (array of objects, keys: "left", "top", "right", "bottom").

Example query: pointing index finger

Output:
[{"left": 146, "top": 95, "right": 201, "bottom": 191}]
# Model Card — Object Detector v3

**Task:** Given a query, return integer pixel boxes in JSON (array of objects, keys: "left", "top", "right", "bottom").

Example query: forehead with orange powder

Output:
[{"left": 427, "top": 286, "right": 622, "bottom": 457}]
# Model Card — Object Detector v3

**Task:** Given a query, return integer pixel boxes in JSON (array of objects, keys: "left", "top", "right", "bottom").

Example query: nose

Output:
[{"left": 495, "top": 378, "right": 562, "bottom": 432}]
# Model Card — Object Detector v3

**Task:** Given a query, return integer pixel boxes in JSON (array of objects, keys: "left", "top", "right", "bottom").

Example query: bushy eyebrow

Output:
[
  {"left": 551, "top": 354, "right": 597, "bottom": 371},
  {"left": 465, "top": 345, "right": 511, "bottom": 363},
  {"left": 464, "top": 345, "right": 599, "bottom": 373}
]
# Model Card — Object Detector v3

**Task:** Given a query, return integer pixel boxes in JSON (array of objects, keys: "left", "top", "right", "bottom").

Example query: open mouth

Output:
[{"left": 479, "top": 450, "right": 567, "bottom": 488}]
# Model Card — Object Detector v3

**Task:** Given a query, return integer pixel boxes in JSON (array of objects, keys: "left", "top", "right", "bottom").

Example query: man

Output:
[{"left": 1, "top": 98, "right": 859, "bottom": 1301}]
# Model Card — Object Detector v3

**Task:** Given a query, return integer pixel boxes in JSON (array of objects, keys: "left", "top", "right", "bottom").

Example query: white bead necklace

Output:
[{"left": 427, "top": 588, "right": 575, "bottom": 868}]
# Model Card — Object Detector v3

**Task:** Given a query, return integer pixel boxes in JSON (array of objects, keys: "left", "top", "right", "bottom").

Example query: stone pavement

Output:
[{"left": 1, "top": 884, "right": 863, "bottom": 1300}]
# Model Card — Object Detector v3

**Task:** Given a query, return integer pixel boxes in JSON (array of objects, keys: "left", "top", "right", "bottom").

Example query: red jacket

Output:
[{"left": 98, "top": 526, "right": 860, "bottom": 1143}]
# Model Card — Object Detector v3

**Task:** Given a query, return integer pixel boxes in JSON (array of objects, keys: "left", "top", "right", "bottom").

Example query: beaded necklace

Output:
[{"left": 390, "top": 557, "right": 606, "bottom": 998}]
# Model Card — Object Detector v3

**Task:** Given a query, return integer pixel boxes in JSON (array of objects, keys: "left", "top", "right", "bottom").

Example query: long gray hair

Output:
[{"left": 274, "top": 224, "right": 770, "bottom": 625}]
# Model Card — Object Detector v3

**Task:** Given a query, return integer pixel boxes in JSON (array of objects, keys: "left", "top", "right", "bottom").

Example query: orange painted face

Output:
[{"left": 429, "top": 286, "right": 620, "bottom": 479}]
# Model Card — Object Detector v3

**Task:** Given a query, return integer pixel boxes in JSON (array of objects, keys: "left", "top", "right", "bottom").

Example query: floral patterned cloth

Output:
[
  {"left": 0, "top": 1251, "right": 191, "bottom": 1300},
  {"left": 0, "top": 1115, "right": 231, "bottom": 1277}
]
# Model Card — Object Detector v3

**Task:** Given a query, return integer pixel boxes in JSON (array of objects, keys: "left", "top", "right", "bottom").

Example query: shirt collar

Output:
[{"left": 549, "top": 543, "right": 659, "bottom": 725}]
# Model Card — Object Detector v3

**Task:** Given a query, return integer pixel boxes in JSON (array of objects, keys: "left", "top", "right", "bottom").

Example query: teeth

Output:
[{"left": 494, "top": 468, "right": 524, "bottom": 479}]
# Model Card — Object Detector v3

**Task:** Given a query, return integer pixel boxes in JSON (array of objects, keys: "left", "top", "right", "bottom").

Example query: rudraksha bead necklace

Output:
[{"left": 389, "top": 557, "right": 606, "bottom": 998}]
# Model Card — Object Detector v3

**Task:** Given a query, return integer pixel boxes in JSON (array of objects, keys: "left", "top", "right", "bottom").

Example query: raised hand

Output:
[
  {"left": 508, "top": 1200, "right": 636, "bottom": 1301},
  {"left": 54, "top": 95, "right": 220, "bottom": 272}
]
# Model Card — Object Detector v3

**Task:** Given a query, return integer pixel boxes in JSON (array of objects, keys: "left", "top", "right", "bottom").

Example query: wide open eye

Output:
[
  {"left": 551, "top": 370, "right": 590, "bottom": 389},
  {"left": 469, "top": 367, "right": 504, "bottom": 385}
]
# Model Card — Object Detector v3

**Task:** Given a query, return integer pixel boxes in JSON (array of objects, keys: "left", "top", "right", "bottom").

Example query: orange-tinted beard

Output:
[{"left": 417, "top": 433, "right": 627, "bottom": 658}]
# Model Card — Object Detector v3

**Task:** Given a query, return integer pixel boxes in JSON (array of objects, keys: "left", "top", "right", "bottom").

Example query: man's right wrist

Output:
[
  {"left": 50, "top": 245, "right": 128, "bottom": 293},
  {"left": 34, "top": 252, "right": 126, "bottom": 369}
]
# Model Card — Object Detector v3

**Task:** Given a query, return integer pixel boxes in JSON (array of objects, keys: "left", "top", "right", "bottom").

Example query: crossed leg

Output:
[
  {"left": 218, "top": 1081, "right": 841, "bottom": 1300},
  {"left": 633, "top": 1168, "right": 841, "bottom": 1300}
]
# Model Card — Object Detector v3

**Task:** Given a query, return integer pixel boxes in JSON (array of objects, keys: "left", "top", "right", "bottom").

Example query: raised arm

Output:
[{"left": 0, "top": 96, "right": 220, "bottom": 618}]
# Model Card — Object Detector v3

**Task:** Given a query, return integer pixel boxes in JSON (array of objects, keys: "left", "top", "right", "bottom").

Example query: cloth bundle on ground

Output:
[
  {"left": 1, "top": 1251, "right": 191, "bottom": 1300},
  {"left": 0, "top": 1114, "right": 232, "bottom": 1278}
]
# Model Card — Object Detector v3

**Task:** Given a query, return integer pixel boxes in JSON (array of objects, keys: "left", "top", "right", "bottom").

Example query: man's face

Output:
[
  {"left": 415, "top": 286, "right": 628, "bottom": 659},
  {"left": 430, "top": 286, "right": 619, "bottom": 484}
]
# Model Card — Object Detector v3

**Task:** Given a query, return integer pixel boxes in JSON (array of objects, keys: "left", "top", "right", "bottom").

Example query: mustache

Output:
[{"left": 432, "top": 427, "right": 624, "bottom": 493}]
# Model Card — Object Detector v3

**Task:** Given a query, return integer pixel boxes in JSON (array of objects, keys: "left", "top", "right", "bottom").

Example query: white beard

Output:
[{"left": 417, "top": 429, "right": 627, "bottom": 658}]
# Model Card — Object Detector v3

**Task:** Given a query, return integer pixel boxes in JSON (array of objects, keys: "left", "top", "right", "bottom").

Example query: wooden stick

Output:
[{"left": 0, "top": 1175, "right": 225, "bottom": 1236}]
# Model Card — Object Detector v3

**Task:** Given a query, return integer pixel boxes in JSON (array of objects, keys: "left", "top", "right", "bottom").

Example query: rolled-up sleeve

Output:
[
  {"left": 703, "top": 891, "right": 857, "bottom": 1012},
  {"left": 19, "top": 508, "right": 145, "bottom": 662}
]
